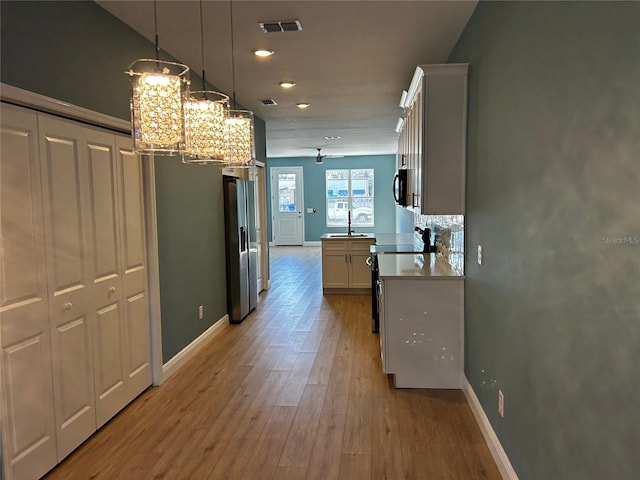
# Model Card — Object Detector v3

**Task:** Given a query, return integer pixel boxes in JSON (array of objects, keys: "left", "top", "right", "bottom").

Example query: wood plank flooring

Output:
[{"left": 43, "top": 246, "right": 501, "bottom": 480}]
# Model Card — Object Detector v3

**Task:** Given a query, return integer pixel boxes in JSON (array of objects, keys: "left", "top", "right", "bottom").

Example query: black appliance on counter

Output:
[
  {"left": 368, "top": 243, "right": 424, "bottom": 333},
  {"left": 223, "top": 172, "right": 258, "bottom": 323}
]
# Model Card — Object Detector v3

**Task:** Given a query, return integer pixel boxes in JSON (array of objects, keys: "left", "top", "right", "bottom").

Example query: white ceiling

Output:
[{"left": 97, "top": 0, "right": 477, "bottom": 158}]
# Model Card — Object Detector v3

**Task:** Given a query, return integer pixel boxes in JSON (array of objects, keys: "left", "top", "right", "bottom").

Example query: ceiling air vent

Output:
[
  {"left": 261, "top": 99, "right": 278, "bottom": 106},
  {"left": 259, "top": 20, "right": 303, "bottom": 33}
]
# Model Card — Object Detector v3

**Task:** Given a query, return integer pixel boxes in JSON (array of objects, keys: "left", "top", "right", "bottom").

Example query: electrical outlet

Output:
[
  {"left": 498, "top": 389, "right": 504, "bottom": 418},
  {"left": 198, "top": 305, "right": 204, "bottom": 320},
  {"left": 477, "top": 245, "right": 483, "bottom": 265}
]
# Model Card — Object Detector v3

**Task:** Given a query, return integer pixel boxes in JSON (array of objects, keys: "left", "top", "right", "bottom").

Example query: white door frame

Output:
[
  {"left": 252, "top": 162, "right": 270, "bottom": 291},
  {"left": 270, "top": 166, "right": 305, "bottom": 246}
]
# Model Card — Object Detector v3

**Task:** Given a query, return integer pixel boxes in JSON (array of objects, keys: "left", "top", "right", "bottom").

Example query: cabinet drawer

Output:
[
  {"left": 349, "top": 239, "right": 375, "bottom": 252},
  {"left": 322, "top": 240, "right": 348, "bottom": 252}
]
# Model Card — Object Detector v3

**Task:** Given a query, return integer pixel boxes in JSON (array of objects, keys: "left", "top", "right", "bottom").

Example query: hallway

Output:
[{"left": 44, "top": 246, "right": 500, "bottom": 479}]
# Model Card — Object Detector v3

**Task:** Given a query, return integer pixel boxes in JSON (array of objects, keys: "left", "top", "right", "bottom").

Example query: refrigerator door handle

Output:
[{"left": 240, "top": 226, "right": 247, "bottom": 252}]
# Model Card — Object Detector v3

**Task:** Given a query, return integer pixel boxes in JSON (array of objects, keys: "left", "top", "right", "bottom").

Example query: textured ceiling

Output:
[{"left": 97, "top": 0, "right": 477, "bottom": 158}]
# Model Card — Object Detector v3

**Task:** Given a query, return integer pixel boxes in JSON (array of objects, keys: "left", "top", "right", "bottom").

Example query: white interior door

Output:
[
  {"left": 1, "top": 104, "right": 58, "bottom": 480},
  {"left": 271, "top": 167, "right": 304, "bottom": 246},
  {"left": 38, "top": 113, "right": 97, "bottom": 462}
]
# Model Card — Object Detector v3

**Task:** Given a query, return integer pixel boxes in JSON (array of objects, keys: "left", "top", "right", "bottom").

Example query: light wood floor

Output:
[{"left": 44, "top": 246, "right": 501, "bottom": 480}]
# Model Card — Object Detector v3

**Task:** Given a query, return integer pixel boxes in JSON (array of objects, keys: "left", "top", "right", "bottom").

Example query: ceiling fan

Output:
[{"left": 315, "top": 148, "right": 343, "bottom": 165}]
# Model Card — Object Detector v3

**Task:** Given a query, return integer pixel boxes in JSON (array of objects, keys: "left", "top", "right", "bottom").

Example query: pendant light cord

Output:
[
  {"left": 199, "top": 0, "right": 206, "bottom": 91},
  {"left": 229, "top": 0, "right": 237, "bottom": 109},
  {"left": 153, "top": 0, "right": 160, "bottom": 61}
]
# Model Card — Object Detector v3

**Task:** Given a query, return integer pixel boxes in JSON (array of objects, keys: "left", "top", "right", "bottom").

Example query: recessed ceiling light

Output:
[
  {"left": 279, "top": 82, "right": 296, "bottom": 89},
  {"left": 324, "top": 135, "right": 341, "bottom": 140},
  {"left": 296, "top": 103, "right": 310, "bottom": 109},
  {"left": 254, "top": 49, "right": 274, "bottom": 57}
]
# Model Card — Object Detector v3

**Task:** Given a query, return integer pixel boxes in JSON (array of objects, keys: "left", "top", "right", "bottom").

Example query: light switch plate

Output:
[
  {"left": 477, "top": 245, "right": 483, "bottom": 265},
  {"left": 198, "top": 305, "right": 204, "bottom": 320}
]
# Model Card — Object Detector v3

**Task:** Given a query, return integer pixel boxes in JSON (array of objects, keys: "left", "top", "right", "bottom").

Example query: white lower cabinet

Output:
[
  {"left": 1, "top": 103, "right": 151, "bottom": 479},
  {"left": 321, "top": 238, "right": 375, "bottom": 293},
  {"left": 379, "top": 277, "right": 463, "bottom": 388}
]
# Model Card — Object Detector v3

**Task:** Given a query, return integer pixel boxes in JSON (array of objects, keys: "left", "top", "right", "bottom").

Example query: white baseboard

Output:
[
  {"left": 463, "top": 377, "right": 519, "bottom": 480},
  {"left": 160, "top": 315, "right": 229, "bottom": 384}
]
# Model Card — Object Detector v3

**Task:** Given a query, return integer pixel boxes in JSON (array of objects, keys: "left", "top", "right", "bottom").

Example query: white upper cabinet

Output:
[{"left": 398, "top": 64, "right": 468, "bottom": 215}]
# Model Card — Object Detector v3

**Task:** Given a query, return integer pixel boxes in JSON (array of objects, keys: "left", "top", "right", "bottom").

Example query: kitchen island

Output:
[
  {"left": 320, "top": 233, "right": 376, "bottom": 294},
  {"left": 377, "top": 253, "right": 464, "bottom": 388}
]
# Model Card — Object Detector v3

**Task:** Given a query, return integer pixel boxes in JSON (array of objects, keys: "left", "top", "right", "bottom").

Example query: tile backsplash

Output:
[
  {"left": 395, "top": 206, "right": 465, "bottom": 255},
  {"left": 415, "top": 212, "right": 465, "bottom": 255}
]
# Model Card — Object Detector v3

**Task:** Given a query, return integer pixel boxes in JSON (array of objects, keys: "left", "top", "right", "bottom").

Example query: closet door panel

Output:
[
  {"left": 1, "top": 104, "right": 57, "bottom": 480},
  {"left": 38, "top": 113, "right": 96, "bottom": 462},
  {"left": 126, "top": 292, "right": 149, "bottom": 379},
  {"left": 116, "top": 137, "right": 151, "bottom": 398},
  {"left": 120, "top": 145, "right": 146, "bottom": 276},
  {"left": 87, "top": 140, "right": 120, "bottom": 282},
  {"left": 86, "top": 129, "right": 128, "bottom": 428}
]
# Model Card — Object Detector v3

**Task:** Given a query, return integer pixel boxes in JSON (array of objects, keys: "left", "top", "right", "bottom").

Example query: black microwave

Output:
[{"left": 393, "top": 169, "right": 409, "bottom": 206}]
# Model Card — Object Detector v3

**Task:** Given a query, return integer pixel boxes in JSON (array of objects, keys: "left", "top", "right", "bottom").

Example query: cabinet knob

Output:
[
  {"left": 109, "top": 286, "right": 116, "bottom": 294},
  {"left": 64, "top": 302, "right": 73, "bottom": 311}
]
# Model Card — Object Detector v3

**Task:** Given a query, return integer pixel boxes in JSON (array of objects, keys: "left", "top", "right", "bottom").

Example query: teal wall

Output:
[
  {"left": 450, "top": 2, "right": 640, "bottom": 479},
  {"left": 267, "top": 155, "right": 397, "bottom": 242},
  {"left": 1, "top": 1, "right": 267, "bottom": 363}
]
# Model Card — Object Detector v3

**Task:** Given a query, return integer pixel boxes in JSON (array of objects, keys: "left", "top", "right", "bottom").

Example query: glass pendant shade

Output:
[
  {"left": 127, "top": 59, "right": 190, "bottom": 155},
  {"left": 183, "top": 91, "right": 229, "bottom": 164},
  {"left": 225, "top": 110, "right": 255, "bottom": 167}
]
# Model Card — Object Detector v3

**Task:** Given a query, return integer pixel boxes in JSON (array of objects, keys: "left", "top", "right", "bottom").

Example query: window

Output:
[{"left": 326, "top": 169, "right": 374, "bottom": 227}]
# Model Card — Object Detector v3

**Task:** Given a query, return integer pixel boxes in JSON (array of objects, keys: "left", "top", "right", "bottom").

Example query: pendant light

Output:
[
  {"left": 225, "top": 0, "right": 256, "bottom": 168},
  {"left": 126, "top": 0, "right": 190, "bottom": 155},
  {"left": 226, "top": 109, "right": 255, "bottom": 167},
  {"left": 183, "top": 0, "right": 229, "bottom": 165}
]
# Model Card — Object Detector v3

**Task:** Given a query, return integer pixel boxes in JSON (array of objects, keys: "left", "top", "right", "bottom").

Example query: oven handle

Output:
[{"left": 365, "top": 255, "right": 373, "bottom": 268}]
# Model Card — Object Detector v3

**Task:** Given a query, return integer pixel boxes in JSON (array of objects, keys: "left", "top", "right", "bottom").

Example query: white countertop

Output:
[
  {"left": 378, "top": 253, "right": 464, "bottom": 279},
  {"left": 320, "top": 232, "right": 416, "bottom": 243},
  {"left": 371, "top": 233, "right": 415, "bottom": 245},
  {"left": 320, "top": 233, "right": 376, "bottom": 240}
]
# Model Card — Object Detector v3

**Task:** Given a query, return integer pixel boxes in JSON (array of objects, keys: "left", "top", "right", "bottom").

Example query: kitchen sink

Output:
[{"left": 326, "top": 233, "right": 369, "bottom": 237}]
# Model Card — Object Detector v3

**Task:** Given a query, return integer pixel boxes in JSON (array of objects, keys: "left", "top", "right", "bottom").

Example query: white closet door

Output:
[
  {"left": 38, "top": 113, "right": 97, "bottom": 461},
  {"left": 0, "top": 104, "right": 57, "bottom": 480},
  {"left": 85, "top": 127, "right": 129, "bottom": 429},
  {"left": 116, "top": 136, "right": 151, "bottom": 401}
]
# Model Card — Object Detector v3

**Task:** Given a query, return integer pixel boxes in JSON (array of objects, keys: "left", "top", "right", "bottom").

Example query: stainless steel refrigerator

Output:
[{"left": 223, "top": 171, "right": 258, "bottom": 323}]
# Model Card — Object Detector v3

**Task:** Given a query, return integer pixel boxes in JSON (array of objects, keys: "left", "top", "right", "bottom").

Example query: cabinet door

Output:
[
  {"left": 322, "top": 241, "right": 349, "bottom": 288},
  {"left": 116, "top": 136, "right": 151, "bottom": 405},
  {"left": 348, "top": 240, "right": 375, "bottom": 288},
  {"left": 1, "top": 104, "right": 58, "bottom": 480},
  {"left": 322, "top": 252, "right": 349, "bottom": 288},
  {"left": 38, "top": 113, "right": 97, "bottom": 461}
]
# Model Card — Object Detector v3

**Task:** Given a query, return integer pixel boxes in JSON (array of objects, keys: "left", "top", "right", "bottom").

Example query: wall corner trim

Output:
[
  {"left": 463, "top": 377, "right": 520, "bottom": 480},
  {"left": 159, "top": 315, "right": 230, "bottom": 385}
]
